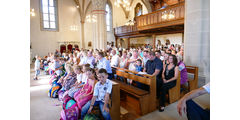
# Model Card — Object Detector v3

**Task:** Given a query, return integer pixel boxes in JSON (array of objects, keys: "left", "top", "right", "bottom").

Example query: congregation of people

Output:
[{"left": 33, "top": 43, "right": 209, "bottom": 120}]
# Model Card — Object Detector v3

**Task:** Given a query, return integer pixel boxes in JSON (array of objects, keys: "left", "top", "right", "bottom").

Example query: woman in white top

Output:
[
  {"left": 118, "top": 50, "right": 128, "bottom": 69},
  {"left": 79, "top": 51, "right": 88, "bottom": 65}
]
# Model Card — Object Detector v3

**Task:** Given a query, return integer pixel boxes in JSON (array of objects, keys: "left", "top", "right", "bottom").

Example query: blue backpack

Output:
[{"left": 48, "top": 81, "right": 62, "bottom": 98}]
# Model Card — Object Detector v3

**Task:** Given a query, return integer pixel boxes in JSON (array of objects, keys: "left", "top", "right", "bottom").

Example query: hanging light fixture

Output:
[
  {"left": 86, "top": 14, "right": 97, "bottom": 23},
  {"left": 30, "top": 8, "right": 36, "bottom": 17},
  {"left": 168, "top": 10, "right": 175, "bottom": 19},
  {"left": 114, "top": 0, "right": 131, "bottom": 11},
  {"left": 161, "top": 10, "right": 175, "bottom": 20}
]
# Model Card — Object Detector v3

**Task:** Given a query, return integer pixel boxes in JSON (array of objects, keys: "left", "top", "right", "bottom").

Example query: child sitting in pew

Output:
[
  {"left": 135, "top": 59, "right": 149, "bottom": 90},
  {"left": 67, "top": 64, "right": 90, "bottom": 98},
  {"left": 81, "top": 68, "right": 112, "bottom": 120},
  {"left": 52, "top": 55, "right": 63, "bottom": 77},
  {"left": 58, "top": 63, "right": 77, "bottom": 100},
  {"left": 74, "top": 68, "right": 97, "bottom": 112}
]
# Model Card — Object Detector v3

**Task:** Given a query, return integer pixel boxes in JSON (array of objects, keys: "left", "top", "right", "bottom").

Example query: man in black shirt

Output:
[{"left": 143, "top": 51, "right": 163, "bottom": 98}]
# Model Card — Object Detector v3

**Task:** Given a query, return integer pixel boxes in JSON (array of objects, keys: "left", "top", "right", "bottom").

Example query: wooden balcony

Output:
[
  {"left": 114, "top": 2, "right": 185, "bottom": 37},
  {"left": 136, "top": 2, "right": 184, "bottom": 31},
  {"left": 114, "top": 24, "right": 138, "bottom": 37}
]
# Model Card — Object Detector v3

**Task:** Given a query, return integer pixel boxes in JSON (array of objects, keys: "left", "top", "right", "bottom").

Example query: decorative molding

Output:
[{"left": 91, "top": 0, "right": 107, "bottom": 10}]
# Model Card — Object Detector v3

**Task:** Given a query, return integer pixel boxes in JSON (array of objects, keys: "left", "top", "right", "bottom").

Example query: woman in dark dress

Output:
[{"left": 159, "top": 54, "right": 179, "bottom": 112}]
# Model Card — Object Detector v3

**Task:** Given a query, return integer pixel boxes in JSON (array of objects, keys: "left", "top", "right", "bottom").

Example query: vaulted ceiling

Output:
[
  {"left": 73, "top": 0, "right": 153, "bottom": 19},
  {"left": 73, "top": 0, "right": 92, "bottom": 22}
]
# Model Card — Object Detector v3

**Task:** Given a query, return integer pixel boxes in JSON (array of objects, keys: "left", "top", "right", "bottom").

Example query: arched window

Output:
[
  {"left": 135, "top": 3, "right": 143, "bottom": 17},
  {"left": 105, "top": 4, "right": 111, "bottom": 32},
  {"left": 40, "top": 0, "right": 58, "bottom": 31}
]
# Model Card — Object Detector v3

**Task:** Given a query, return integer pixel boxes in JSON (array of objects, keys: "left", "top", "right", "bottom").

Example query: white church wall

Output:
[
  {"left": 30, "top": 0, "right": 81, "bottom": 57},
  {"left": 129, "top": 37, "right": 152, "bottom": 47},
  {"left": 84, "top": 4, "right": 93, "bottom": 50},
  {"left": 111, "top": 0, "right": 128, "bottom": 27},
  {"left": 156, "top": 33, "right": 183, "bottom": 46}
]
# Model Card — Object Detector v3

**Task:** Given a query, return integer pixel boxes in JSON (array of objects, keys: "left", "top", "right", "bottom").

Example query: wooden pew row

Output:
[
  {"left": 112, "top": 67, "right": 157, "bottom": 115},
  {"left": 93, "top": 80, "right": 120, "bottom": 120},
  {"left": 186, "top": 66, "right": 199, "bottom": 91},
  {"left": 109, "top": 81, "right": 120, "bottom": 120}
]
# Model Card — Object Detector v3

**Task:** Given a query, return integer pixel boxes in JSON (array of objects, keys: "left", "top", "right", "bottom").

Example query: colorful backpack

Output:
[
  {"left": 66, "top": 99, "right": 77, "bottom": 109},
  {"left": 62, "top": 95, "right": 73, "bottom": 110},
  {"left": 48, "top": 82, "right": 62, "bottom": 98},
  {"left": 83, "top": 113, "right": 100, "bottom": 120},
  {"left": 60, "top": 99, "right": 79, "bottom": 120},
  {"left": 60, "top": 105, "right": 79, "bottom": 120}
]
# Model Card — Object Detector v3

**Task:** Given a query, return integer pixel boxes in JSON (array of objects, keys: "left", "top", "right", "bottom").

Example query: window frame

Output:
[
  {"left": 39, "top": 0, "right": 59, "bottom": 32},
  {"left": 105, "top": 3, "right": 112, "bottom": 32}
]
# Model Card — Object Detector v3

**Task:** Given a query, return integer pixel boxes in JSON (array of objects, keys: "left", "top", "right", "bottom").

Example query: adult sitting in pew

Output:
[
  {"left": 159, "top": 54, "right": 179, "bottom": 112},
  {"left": 143, "top": 51, "right": 163, "bottom": 94},
  {"left": 96, "top": 52, "right": 113, "bottom": 80},
  {"left": 177, "top": 83, "right": 210, "bottom": 120},
  {"left": 176, "top": 54, "right": 188, "bottom": 86}
]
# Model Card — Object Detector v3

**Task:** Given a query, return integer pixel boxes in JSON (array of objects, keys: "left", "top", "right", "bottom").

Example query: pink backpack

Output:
[{"left": 60, "top": 100, "right": 79, "bottom": 120}]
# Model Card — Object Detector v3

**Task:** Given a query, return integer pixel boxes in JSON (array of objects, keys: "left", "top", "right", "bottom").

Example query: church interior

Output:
[{"left": 30, "top": 0, "right": 210, "bottom": 120}]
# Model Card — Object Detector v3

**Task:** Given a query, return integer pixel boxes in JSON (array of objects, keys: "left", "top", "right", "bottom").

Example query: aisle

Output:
[{"left": 30, "top": 67, "right": 62, "bottom": 120}]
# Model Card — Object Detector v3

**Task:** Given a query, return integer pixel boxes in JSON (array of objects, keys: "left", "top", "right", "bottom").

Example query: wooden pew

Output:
[
  {"left": 109, "top": 81, "right": 120, "bottom": 120},
  {"left": 112, "top": 67, "right": 157, "bottom": 115},
  {"left": 168, "top": 71, "right": 181, "bottom": 103},
  {"left": 93, "top": 80, "right": 120, "bottom": 120},
  {"left": 186, "top": 66, "right": 199, "bottom": 91}
]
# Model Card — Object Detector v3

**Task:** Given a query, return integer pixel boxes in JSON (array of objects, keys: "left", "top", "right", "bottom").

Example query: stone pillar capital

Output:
[{"left": 91, "top": 0, "right": 107, "bottom": 10}]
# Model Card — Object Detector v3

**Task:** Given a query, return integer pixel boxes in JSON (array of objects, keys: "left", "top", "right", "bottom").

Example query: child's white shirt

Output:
[{"left": 34, "top": 59, "right": 40, "bottom": 70}]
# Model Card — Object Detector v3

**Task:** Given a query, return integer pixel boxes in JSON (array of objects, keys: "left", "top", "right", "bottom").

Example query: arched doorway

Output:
[
  {"left": 60, "top": 45, "right": 66, "bottom": 54},
  {"left": 67, "top": 44, "right": 73, "bottom": 52}
]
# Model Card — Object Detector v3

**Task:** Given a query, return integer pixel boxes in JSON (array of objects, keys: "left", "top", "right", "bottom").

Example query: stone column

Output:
[
  {"left": 91, "top": 0, "right": 107, "bottom": 50},
  {"left": 152, "top": 34, "right": 156, "bottom": 50},
  {"left": 80, "top": 21, "right": 85, "bottom": 49},
  {"left": 127, "top": 38, "right": 130, "bottom": 49},
  {"left": 184, "top": 0, "right": 210, "bottom": 83},
  {"left": 115, "top": 37, "right": 118, "bottom": 48}
]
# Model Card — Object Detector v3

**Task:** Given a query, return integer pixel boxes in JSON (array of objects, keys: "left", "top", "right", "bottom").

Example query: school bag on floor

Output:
[
  {"left": 83, "top": 113, "right": 100, "bottom": 120},
  {"left": 60, "top": 106, "right": 79, "bottom": 120},
  {"left": 62, "top": 95, "right": 73, "bottom": 110},
  {"left": 48, "top": 81, "right": 62, "bottom": 98},
  {"left": 60, "top": 99, "right": 79, "bottom": 120}
]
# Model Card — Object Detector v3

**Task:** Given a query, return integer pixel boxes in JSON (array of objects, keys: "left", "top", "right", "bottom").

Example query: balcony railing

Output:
[
  {"left": 114, "top": 2, "right": 185, "bottom": 36},
  {"left": 136, "top": 2, "right": 185, "bottom": 30},
  {"left": 114, "top": 24, "right": 138, "bottom": 35}
]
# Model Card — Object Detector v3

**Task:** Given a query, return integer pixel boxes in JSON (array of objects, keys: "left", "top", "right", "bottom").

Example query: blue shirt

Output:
[
  {"left": 135, "top": 65, "right": 143, "bottom": 72},
  {"left": 97, "top": 57, "right": 112, "bottom": 73},
  {"left": 93, "top": 79, "right": 113, "bottom": 102},
  {"left": 145, "top": 57, "right": 163, "bottom": 80}
]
